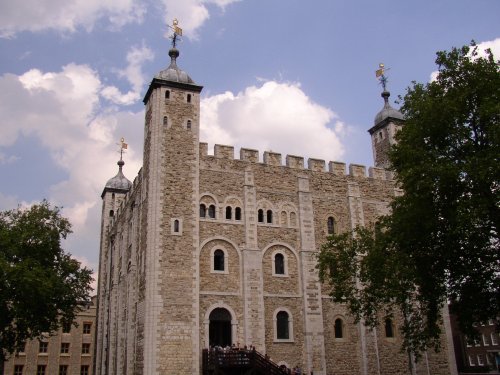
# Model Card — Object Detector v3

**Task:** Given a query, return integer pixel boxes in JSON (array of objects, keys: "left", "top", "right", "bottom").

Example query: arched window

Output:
[
  {"left": 187, "top": 120, "right": 192, "bottom": 129},
  {"left": 385, "top": 318, "right": 394, "bottom": 338},
  {"left": 281, "top": 211, "right": 287, "bottom": 227},
  {"left": 235, "top": 207, "right": 242, "bottom": 221},
  {"left": 213, "top": 249, "right": 224, "bottom": 271},
  {"left": 267, "top": 210, "right": 273, "bottom": 224},
  {"left": 276, "top": 311, "right": 289, "bottom": 340},
  {"left": 187, "top": 94, "right": 192, "bottom": 103},
  {"left": 208, "top": 205, "right": 216, "bottom": 219},
  {"left": 173, "top": 219, "right": 180, "bottom": 233},
  {"left": 199, "top": 204, "right": 206, "bottom": 218},
  {"left": 274, "top": 253, "right": 285, "bottom": 275},
  {"left": 327, "top": 217, "right": 335, "bottom": 234},
  {"left": 165, "top": 90, "right": 170, "bottom": 99},
  {"left": 334, "top": 318, "right": 343, "bottom": 338},
  {"left": 225, "top": 206, "right": 232, "bottom": 220},
  {"left": 163, "top": 116, "right": 168, "bottom": 126},
  {"left": 258, "top": 209, "right": 264, "bottom": 223}
]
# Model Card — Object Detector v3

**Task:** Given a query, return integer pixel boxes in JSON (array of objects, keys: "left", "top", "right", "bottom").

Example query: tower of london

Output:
[{"left": 94, "top": 41, "right": 456, "bottom": 375}]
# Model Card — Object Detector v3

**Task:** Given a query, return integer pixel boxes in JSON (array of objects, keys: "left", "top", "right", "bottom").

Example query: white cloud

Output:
[
  {"left": 429, "top": 38, "right": 500, "bottom": 82},
  {"left": 160, "top": 0, "right": 240, "bottom": 39},
  {"left": 0, "top": 63, "right": 143, "bottom": 268},
  {"left": 102, "top": 43, "right": 154, "bottom": 105},
  {"left": 0, "top": 0, "right": 145, "bottom": 38},
  {"left": 0, "top": 152, "right": 19, "bottom": 165},
  {"left": 200, "top": 80, "right": 345, "bottom": 163}
]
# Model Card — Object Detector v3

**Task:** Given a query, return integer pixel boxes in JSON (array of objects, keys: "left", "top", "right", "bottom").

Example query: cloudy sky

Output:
[{"left": 0, "top": 0, "right": 499, "bottom": 289}]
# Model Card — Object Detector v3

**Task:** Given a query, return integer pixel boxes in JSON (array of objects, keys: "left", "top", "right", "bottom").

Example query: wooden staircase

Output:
[{"left": 202, "top": 348, "right": 290, "bottom": 375}]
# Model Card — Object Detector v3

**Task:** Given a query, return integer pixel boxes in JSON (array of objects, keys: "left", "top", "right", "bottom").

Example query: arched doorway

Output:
[{"left": 209, "top": 308, "right": 232, "bottom": 347}]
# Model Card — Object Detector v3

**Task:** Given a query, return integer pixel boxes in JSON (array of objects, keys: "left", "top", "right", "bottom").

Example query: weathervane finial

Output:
[
  {"left": 169, "top": 18, "right": 183, "bottom": 48},
  {"left": 117, "top": 137, "right": 128, "bottom": 161},
  {"left": 375, "top": 63, "right": 390, "bottom": 91}
]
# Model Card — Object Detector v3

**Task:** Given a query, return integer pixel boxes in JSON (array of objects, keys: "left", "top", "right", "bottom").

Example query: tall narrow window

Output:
[
  {"left": 187, "top": 120, "right": 192, "bottom": 129},
  {"left": 281, "top": 211, "right": 287, "bottom": 226},
  {"left": 109, "top": 210, "right": 114, "bottom": 217},
  {"left": 14, "top": 366, "right": 23, "bottom": 375},
  {"left": 258, "top": 209, "right": 264, "bottom": 223},
  {"left": 60, "top": 342, "right": 70, "bottom": 353},
  {"left": 163, "top": 116, "right": 168, "bottom": 126},
  {"left": 200, "top": 204, "right": 206, "bottom": 218},
  {"left": 39, "top": 341, "right": 48, "bottom": 353},
  {"left": 276, "top": 311, "right": 290, "bottom": 339},
  {"left": 267, "top": 210, "right": 273, "bottom": 224},
  {"left": 80, "top": 366, "right": 90, "bottom": 375},
  {"left": 385, "top": 318, "right": 394, "bottom": 338},
  {"left": 327, "top": 217, "right": 335, "bottom": 234},
  {"left": 225, "top": 206, "right": 232, "bottom": 220},
  {"left": 208, "top": 205, "right": 216, "bottom": 219},
  {"left": 83, "top": 323, "right": 92, "bottom": 334},
  {"left": 165, "top": 90, "right": 170, "bottom": 99},
  {"left": 173, "top": 219, "right": 180, "bottom": 233},
  {"left": 187, "top": 93, "right": 192, "bottom": 103},
  {"left": 37, "top": 365, "right": 46, "bottom": 375},
  {"left": 59, "top": 365, "right": 68, "bottom": 375},
  {"left": 274, "top": 253, "right": 285, "bottom": 275},
  {"left": 334, "top": 318, "right": 343, "bottom": 338},
  {"left": 235, "top": 207, "right": 242, "bottom": 220},
  {"left": 213, "top": 249, "right": 224, "bottom": 271}
]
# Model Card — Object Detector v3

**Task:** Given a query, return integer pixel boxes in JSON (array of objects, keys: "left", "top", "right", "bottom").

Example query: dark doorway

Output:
[{"left": 209, "top": 308, "right": 232, "bottom": 347}]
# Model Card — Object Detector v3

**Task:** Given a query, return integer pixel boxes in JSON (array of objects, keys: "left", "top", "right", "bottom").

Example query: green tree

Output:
[
  {"left": 317, "top": 44, "right": 499, "bottom": 359},
  {"left": 0, "top": 201, "right": 93, "bottom": 369}
]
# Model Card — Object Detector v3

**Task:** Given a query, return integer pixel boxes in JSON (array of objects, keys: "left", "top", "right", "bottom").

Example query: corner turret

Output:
[{"left": 368, "top": 64, "right": 405, "bottom": 169}]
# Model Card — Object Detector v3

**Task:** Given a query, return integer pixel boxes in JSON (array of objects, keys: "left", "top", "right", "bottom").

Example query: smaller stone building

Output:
[{"left": 3, "top": 296, "right": 97, "bottom": 375}]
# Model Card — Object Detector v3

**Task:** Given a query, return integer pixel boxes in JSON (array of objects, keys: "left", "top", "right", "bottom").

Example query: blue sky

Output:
[{"left": 0, "top": 0, "right": 499, "bottom": 288}]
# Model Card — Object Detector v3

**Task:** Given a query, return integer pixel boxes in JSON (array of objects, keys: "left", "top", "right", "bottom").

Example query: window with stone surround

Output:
[
  {"left": 385, "top": 318, "right": 394, "bottom": 338},
  {"left": 37, "top": 365, "right": 46, "bottom": 375},
  {"left": 14, "top": 365, "right": 23, "bottom": 375},
  {"left": 235, "top": 207, "right": 242, "bottom": 221},
  {"left": 187, "top": 120, "right": 192, "bottom": 130},
  {"left": 274, "top": 253, "right": 285, "bottom": 275},
  {"left": 274, "top": 309, "right": 293, "bottom": 342},
  {"left": 334, "top": 318, "right": 344, "bottom": 339},
  {"left": 80, "top": 365, "right": 90, "bottom": 375},
  {"left": 165, "top": 90, "right": 170, "bottom": 99},
  {"left": 469, "top": 355, "right": 475, "bottom": 366},
  {"left": 163, "top": 116, "right": 168, "bottom": 126},
  {"left": 225, "top": 206, "right": 232, "bottom": 220},
  {"left": 200, "top": 204, "right": 206, "bottom": 218},
  {"left": 83, "top": 323, "right": 92, "bottom": 334},
  {"left": 59, "top": 365, "right": 68, "bottom": 375},
  {"left": 208, "top": 205, "right": 216, "bottom": 219},
  {"left": 477, "top": 354, "right": 484, "bottom": 366},
  {"left": 213, "top": 249, "right": 225, "bottom": 272},
  {"left": 491, "top": 332, "right": 499, "bottom": 345},
  {"left": 187, "top": 93, "right": 192, "bottom": 103},
  {"left": 258, "top": 209, "right": 264, "bottom": 223},
  {"left": 266, "top": 210, "right": 273, "bottom": 224},
  {"left": 327, "top": 216, "right": 336, "bottom": 235}
]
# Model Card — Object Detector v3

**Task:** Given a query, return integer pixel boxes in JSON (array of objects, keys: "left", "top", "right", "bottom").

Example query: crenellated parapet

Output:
[{"left": 200, "top": 143, "right": 393, "bottom": 181}]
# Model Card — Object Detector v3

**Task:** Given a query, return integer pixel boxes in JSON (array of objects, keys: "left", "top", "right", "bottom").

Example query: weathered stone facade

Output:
[{"left": 94, "top": 47, "right": 457, "bottom": 375}]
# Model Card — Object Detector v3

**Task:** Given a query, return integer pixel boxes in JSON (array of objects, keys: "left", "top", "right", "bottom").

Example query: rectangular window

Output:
[
  {"left": 59, "top": 365, "right": 68, "bottom": 375},
  {"left": 469, "top": 355, "right": 475, "bottom": 366},
  {"left": 14, "top": 365, "right": 23, "bottom": 375},
  {"left": 80, "top": 365, "right": 90, "bottom": 375},
  {"left": 491, "top": 332, "right": 499, "bottom": 345},
  {"left": 82, "top": 343, "right": 91, "bottom": 354},
  {"left": 39, "top": 341, "right": 48, "bottom": 353},
  {"left": 62, "top": 322, "right": 71, "bottom": 333},
  {"left": 37, "top": 365, "right": 46, "bottom": 375},
  {"left": 83, "top": 323, "right": 92, "bottom": 334},
  {"left": 477, "top": 354, "right": 484, "bottom": 366},
  {"left": 61, "top": 342, "right": 70, "bottom": 353},
  {"left": 482, "top": 334, "right": 489, "bottom": 346}
]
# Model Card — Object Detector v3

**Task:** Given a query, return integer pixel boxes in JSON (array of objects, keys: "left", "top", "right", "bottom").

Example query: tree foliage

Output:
[
  {"left": 0, "top": 201, "right": 93, "bottom": 361},
  {"left": 317, "top": 43, "right": 499, "bottom": 358}
]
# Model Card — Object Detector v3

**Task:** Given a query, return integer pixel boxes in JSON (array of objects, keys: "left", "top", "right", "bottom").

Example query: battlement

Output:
[{"left": 200, "top": 142, "right": 392, "bottom": 180}]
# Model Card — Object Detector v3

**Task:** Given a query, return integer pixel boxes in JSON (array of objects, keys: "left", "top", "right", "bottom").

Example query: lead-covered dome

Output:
[
  {"left": 103, "top": 160, "right": 131, "bottom": 195},
  {"left": 374, "top": 91, "right": 404, "bottom": 125},
  {"left": 155, "top": 48, "right": 195, "bottom": 84}
]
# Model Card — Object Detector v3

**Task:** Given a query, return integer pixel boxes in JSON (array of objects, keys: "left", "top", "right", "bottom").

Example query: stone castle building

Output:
[{"left": 94, "top": 43, "right": 457, "bottom": 375}]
